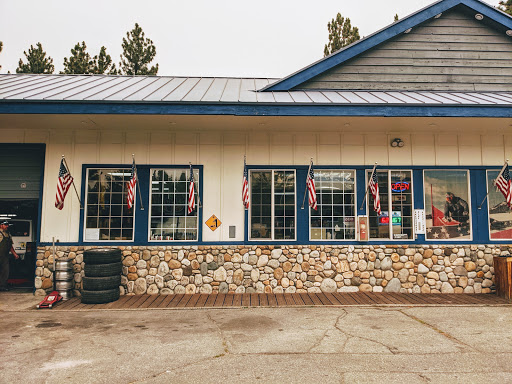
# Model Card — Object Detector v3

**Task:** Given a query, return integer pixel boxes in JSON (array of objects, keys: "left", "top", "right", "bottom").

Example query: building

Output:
[{"left": 1, "top": 0, "right": 511, "bottom": 296}]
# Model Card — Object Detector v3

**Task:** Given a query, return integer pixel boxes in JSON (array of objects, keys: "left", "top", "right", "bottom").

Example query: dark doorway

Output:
[{"left": 0, "top": 144, "right": 45, "bottom": 289}]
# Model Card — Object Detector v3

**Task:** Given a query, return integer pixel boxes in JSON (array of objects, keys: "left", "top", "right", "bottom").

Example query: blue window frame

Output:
[{"left": 79, "top": 164, "right": 203, "bottom": 245}]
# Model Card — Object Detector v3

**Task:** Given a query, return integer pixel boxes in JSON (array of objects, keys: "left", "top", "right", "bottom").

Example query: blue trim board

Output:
[
  {"left": 263, "top": 0, "right": 512, "bottom": 91},
  {"left": 1, "top": 101, "right": 512, "bottom": 118}
]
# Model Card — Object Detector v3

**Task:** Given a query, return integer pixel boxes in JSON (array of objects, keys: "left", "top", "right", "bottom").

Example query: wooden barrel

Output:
[{"left": 493, "top": 256, "right": 512, "bottom": 299}]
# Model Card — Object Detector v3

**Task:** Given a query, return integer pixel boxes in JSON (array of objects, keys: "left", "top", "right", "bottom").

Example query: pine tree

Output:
[
  {"left": 94, "top": 46, "right": 117, "bottom": 75},
  {"left": 324, "top": 13, "right": 360, "bottom": 57},
  {"left": 499, "top": 0, "right": 512, "bottom": 15},
  {"left": 62, "top": 42, "right": 94, "bottom": 74},
  {"left": 16, "top": 42, "right": 54, "bottom": 74},
  {"left": 119, "top": 23, "right": 158, "bottom": 75}
]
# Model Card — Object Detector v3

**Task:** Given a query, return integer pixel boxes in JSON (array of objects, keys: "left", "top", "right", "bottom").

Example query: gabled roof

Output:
[{"left": 262, "top": 0, "right": 512, "bottom": 91}]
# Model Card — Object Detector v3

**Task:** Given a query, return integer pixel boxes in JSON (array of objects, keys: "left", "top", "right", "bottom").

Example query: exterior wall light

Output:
[
  {"left": 391, "top": 138, "right": 405, "bottom": 147},
  {"left": 434, "top": 13, "right": 442, "bottom": 19},
  {"left": 507, "top": 30, "right": 512, "bottom": 36},
  {"left": 475, "top": 14, "right": 484, "bottom": 20},
  {"left": 404, "top": 28, "right": 412, "bottom": 34}
]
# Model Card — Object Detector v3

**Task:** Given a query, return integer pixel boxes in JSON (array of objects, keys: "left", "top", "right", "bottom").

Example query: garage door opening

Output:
[
  {"left": 0, "top": 144, "right": 45, "bottom": 290},
  {"left": 1, "top": 200, "right": 39, "bottom": 288}
]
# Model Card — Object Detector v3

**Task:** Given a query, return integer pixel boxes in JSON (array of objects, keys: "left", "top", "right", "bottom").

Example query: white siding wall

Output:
[{"left": 1, "top": 128, "right": 510, "bottom": 242}]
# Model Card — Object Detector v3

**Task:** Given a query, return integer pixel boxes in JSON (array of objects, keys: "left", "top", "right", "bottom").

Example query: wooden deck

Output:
[{"left": 49, "top": 292, "right": 512, "bottom": 310}]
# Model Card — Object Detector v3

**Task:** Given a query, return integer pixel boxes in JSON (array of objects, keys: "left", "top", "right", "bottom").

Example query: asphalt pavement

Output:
[{"left": 1, "top": 292, "right": 512, "bottom": 383}]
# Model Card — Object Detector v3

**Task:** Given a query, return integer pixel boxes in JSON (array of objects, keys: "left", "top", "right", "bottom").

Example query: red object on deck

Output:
[{"left": 37, "top": 291, "right": 63, "bottom": 309}]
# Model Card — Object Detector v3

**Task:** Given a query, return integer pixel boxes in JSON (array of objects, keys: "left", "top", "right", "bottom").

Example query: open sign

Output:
[{"left": 391, "top": 182, "right": 410, "bottom": 192}]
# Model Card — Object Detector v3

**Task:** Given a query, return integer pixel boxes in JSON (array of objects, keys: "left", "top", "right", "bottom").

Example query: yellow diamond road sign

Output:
[{"left": 206, "top": 215, "right": 221, "bottom": 231}]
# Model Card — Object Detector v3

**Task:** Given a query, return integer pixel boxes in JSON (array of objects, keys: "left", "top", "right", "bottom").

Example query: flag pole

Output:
[
  {"left": 478, "top": 160, "right": 508, "bottom": 210},
  {"left": 301, "top": 158, "right": 313, "bottom": 210},
  {"left": 62, "top": 155, "right": 83, "bottom": 209},
  {"left": 359, "top": 162, "right": 378, "bottom": 211},
  {"left": 190, "top": 162, "right": 202, "bottom": 208},
  {"left": 133, "top": 154, "right": 144, "bottom": 210}
]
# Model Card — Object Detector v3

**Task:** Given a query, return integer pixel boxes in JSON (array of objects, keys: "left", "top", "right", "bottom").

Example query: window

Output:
[
  {"left": 487, "top": 170, "right": 512, "bottom": 240},
  {"left": 149, "top": 168, "right": 199, "bottom": 241},
  {"left": 250, "top": 170, "right": 295, "bottom": 240},
  {"left": 310, "top": 170, "right": 356, "bottom": 240},
  {"left": 368, "top": 170, "right": 413, "bottom": 240},
  {"left": 84, "top": 169, "right": 134, "bottom": 241},
  {"left": 424, "top": 170, "right": 471, "bottom": 240}
]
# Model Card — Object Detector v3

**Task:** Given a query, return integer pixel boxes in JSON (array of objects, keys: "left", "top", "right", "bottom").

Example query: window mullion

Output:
[
  {"left": 271, "top": 170, "right": 275, "bottom": 241},
  {"left": 388, "top": 171, "right": 392, "bottom": 240}
]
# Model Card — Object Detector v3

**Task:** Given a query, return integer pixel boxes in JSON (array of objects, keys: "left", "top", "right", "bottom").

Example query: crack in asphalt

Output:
[
  {"left": 334, "top": 309, "right": 399, "bottom": 355},
  {"left": 309, "top": 310, "right": 350, "bottom": 353},
  {"left": 398, "top": 309, "right": 480, "bottom": 353},
  {"left": 206, "top": 312, "right": 230, "bottom": 355}
]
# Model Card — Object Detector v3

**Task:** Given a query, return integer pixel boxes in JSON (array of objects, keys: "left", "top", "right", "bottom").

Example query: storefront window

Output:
[
  {"left": 487, "top": 170, "right": 512, "bottom": 240},
  {"left": 250, "top": 170, "right": 295, "bottom": 240},
  {"left": 424, "top": 170, "right": 471, "bottom": 240},
  {"left": 368, "top": 170, "right": 413, "bottom": 240},
  {"left": 150, "top": 168, "right": 199, "bottom": 241},
  {"left": 85, "top": 168, "right": 134, "bottom": 241},
  {"left": 310, "top": 170, "right": 355, "bottom": 240}
]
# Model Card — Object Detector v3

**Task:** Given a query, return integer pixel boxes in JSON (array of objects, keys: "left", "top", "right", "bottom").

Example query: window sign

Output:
[
  {"left": 414, "top": 209, "right": 426, "bottom": 235},
  {"left": 368, "top": 170, "right": 413, "bottom": 240},
  {"left": 310, "top": 170, "right": 356, "bottom": 240},
  {"left": 487, "top": 170, "right": 512, "bottom": 240},
  {"left": 424, "top": 170, "right": 471, "bottom": 240}
]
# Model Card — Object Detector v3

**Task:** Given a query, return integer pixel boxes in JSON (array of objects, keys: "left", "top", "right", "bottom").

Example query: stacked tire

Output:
[{"left": 81, "top": 249, "right": 122, "bottom": 304}]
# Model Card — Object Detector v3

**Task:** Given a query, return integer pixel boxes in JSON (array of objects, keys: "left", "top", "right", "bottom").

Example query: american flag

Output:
[
  {"left": 369, "top": 170, "right": 382, "bottom": 215},
  {"left": 55, "top": 159, "right": 73, "bottom": 210},
  {"left": 307, "top": 161, "right": 317, "bottom": 210},
  {"left": 242, "top": 158, "right": 249, "bottom": 209},
  {"left": 495, "top": 162, "right": 512, "bottom": 209},
  {"left": 188, "top": 165, "right": 195, "bottom": 214},
  {"left": 127, "top": 158, "right": 137, "bottom": 210}
]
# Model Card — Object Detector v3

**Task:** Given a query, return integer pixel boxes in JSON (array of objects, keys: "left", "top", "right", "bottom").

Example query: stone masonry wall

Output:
[{"left": 35, "top": 244, "right": 502, "bottom": 297}]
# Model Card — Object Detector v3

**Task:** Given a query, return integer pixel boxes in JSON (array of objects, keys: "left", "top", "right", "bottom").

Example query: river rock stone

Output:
[
  {"left": 213, "top": 267, "right": 227, "bottom": 282},
  {"left": 320, "top": 278, "right": 337, "bottom": 293},
  {"left": 384, "top": 278, "right": 401, "bottom": 293},
  {"left": 381, "top": 257, "right": 392, "bottom": 270},
  {"left": 134, "top": 278, "right": 147, "bottom": 295}
]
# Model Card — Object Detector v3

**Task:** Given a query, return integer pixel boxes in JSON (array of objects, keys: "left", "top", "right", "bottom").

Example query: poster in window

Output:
[
  {"left": 424, "top": 170, "right": 471, "bottom": 240},
  {"left": 487, "top": 170, "right": 512, "bottom": 239}
]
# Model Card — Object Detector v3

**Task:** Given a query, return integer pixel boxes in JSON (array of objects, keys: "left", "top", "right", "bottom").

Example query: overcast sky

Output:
[{"left": 0, "top": 0, "right": 502, "bottom": 77}]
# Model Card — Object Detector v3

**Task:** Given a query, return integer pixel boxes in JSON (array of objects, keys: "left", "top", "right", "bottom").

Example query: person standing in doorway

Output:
[{"left": 0, "top": 221, "right": 19, "bottom": 291}]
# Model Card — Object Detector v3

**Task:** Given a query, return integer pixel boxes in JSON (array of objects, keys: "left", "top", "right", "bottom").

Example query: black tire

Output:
[
  {"left": 84, "top": 262, "right": 122, "bottom": 277},
  {"left": 83, "top": 249, "right": 122, "bottom": 265},
  {"left": 83, "top": 275, "right": 122, "bottom": 291},
  {"left": 81, "top": 288, "right": 120, "bottom": 304}
]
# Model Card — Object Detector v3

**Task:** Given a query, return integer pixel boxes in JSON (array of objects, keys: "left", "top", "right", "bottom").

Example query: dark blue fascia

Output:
[
  {"left": 1, "top": 101, "right": 512, "bottom": 118},
  {"left": 263, "top": 0, "right": 512, "bottom": 91}
]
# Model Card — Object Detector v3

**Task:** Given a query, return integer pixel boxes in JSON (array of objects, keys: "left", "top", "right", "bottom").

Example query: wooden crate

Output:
[{"left": 493, "top": 256, "right": 512, "bottom": 299}]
